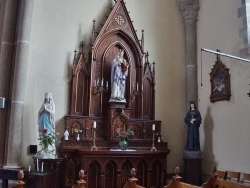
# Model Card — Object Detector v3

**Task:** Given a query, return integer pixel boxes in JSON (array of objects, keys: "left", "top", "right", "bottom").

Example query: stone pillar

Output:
[
  {"left": 0, "top": 0, "right": 19, "bottom": 165},
  {"left": 178, "top": 0, "right": 200, "bottom": 108},
  {"left": 4, "top": 0, "right": 34, "bottom": 168}
]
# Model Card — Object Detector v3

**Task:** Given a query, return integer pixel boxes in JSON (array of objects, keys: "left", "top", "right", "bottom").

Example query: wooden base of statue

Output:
[{"left": 183, "top": 152, "right": 202, "bottom": 186}]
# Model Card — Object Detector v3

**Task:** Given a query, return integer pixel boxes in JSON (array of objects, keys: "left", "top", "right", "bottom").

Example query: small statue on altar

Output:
[
  {"left": 184, "top": 101, "right": 202, "bottom": 151},
  {"left": 110, "top": 49, "right": 129, "bottom": 102},
  {"left": 64, "top": 127, "right": 69, "bottom": 140}
]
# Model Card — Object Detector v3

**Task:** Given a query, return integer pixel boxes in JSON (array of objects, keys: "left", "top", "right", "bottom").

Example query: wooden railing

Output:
[
  {"left": 72, "top": 169, "right": 87, "bottom": 188},
  {"left": 165, "top": 167, "right": 250, "bottom": 188},
  {"left": 122, "top": 168, "right": 145, "bottom": 188},
  {"left": 11, "top": 170, "right": 25, "bottom": 188}
]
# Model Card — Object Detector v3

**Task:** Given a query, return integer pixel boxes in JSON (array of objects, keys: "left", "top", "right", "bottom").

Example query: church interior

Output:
[{"left": 0, "top": 0, "right": 249, "bottom": 188}]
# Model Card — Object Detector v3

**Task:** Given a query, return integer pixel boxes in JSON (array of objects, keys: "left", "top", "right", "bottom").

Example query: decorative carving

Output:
[
  {"left": 115, "top": 15, "right": 126, "bottom": 25},
  {"left": 178, "top": 0, "right": 200, "bottom": 22}
]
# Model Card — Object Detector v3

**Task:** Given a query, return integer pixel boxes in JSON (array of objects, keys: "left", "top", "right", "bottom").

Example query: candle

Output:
[
  {"left": 93, "top": 121, "right": 96, "bottom": 128},
  {"left": 97, "top": 78, "right": 99, "bottom": 86},
  {"left": 106, "top": 81, "right": 108, "bottom": 89},
  {"left": 36, "top": 159, "right": 39, "bottom": 172},
  {"left": 152, "top": 124, "right": 155, "bottom": 130},
  {"left": 41, "top": 162, "right": 44, "bottom": 172},
  {"left": 28, "top": 165, "right": 31, "bottom": 172},
  {"left": 101, "top": 78, "right": 104, "bottom": 86},
  {"left": 136, "top": 82, "right": 139, "bottom": 91}
]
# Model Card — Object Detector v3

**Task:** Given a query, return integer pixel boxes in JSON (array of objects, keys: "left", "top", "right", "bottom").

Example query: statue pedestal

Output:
[
  {"left": 183, "top": 150, "right": 202, "bottom": 186},
  {"left": 109, "top": 100, "right": 126, "bottom": 108}
]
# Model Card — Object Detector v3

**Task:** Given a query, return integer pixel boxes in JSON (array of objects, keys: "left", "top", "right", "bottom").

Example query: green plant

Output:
[{"left": 38, "top": 129, "right": 59, "bottom": 150}]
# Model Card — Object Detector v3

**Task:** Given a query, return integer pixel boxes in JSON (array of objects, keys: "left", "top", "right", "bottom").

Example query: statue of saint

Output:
[
  {"left": 110, "top": 49, "right": 129, "bottom": 102},
  {"left": 64, "top": 128, "right": 69, "bottom": 140},
  {"left": 38, "top": 92, "right": 55, "bottom": 134},
  {"left": 184, "top": 101, "right": 202, "bottom": 151},
  {"left": 36, "top": 92, "right": 56, "bottom": 158}
]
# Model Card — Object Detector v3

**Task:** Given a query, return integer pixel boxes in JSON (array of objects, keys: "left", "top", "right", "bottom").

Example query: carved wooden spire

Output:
[
  {"left": 91, "top": 19, "right": 96, "bottom": 46},
  {"left": 141, "top": 29, "right": 144, "bottom": 53}
]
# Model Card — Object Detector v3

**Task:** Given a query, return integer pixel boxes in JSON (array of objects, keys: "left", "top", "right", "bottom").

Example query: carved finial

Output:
[
  {"left": 141, "top": 29, "right": 144, "bottom": 53},
  {"left": 80, "top": 41, "right": 84, "bottom": 53},
  {"left": 92, "top": 20, "right": 96, "bottom": 46},
  {"left": 175, "top": 166, "right": 180, "bottom": 176},
  {"left": 79, "top": 169, "right": 85, "bottom": 180},
  {"left": 18, "top": 170, "right": 24, "bottom": 182},
  {"left": 74, "top": 49, "right": 77, "bottom": 60},
  {"left": 146, "top": 51, "right": 149, "bottom": 63},
  {"left": 92, "top": 19, "right": 96, "bottom": 32},
  {"left": 130, "top": 168, "right": 136, "bottom": 178}
]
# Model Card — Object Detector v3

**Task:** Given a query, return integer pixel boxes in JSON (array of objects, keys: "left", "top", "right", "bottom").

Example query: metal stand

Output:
[{"left": 91, "top": 128, "right": 98, "bottom": 151}]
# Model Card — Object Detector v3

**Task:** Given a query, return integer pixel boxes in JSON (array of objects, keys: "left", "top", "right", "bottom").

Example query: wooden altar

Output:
[{"left": 59, "top": 0, "right": 170, "bottom": 187}]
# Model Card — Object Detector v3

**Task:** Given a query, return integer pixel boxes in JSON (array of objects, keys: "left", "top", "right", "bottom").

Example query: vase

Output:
[
  {"left": 77, "top": 134, "right": 80, "bottom": 141},
  {"left": 118, "top": 137, "right": 128, "bottom": 150}
]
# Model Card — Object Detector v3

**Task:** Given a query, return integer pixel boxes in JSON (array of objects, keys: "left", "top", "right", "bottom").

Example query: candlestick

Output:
[
  {"left": 91, "top": 126, "right": 98, "bottom": 151},
  {"left": 152, "top": 124, "right": 155, "bottom": 130},
  {"left": 36, "top": 159, "right": 39, "bottom": 172},
  {"left": 151, "top": 130, "right": 157, "bottom": 152}
]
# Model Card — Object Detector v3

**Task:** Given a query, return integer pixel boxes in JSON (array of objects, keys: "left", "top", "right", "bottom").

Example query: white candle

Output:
[
  {"left": 152, "top": 124, "right": 155, "bottom": 130},
  {"left": 93, "top": 121, "right": 96, "bottom": 128},
  {"left": 101, "top": 78, "right": 104, "bottom": 86},
  {"left": 28, "top": 165, "right": 31, "bottom": 172},
  {"left": 106, "top": 81, "right": 108, "bottom": 89},
  {"left": 41, "top": 162, "right": 44, "bottom": 172},
  {"left": 37, "top": 159, "right": 39, "bottom": 172},
  {"left": 136, "top": 82, "right": 139, "bottom": 91}
]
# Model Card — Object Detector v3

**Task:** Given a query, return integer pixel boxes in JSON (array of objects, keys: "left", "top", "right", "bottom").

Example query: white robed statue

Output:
[
  {"left": 36, "top": 92, "right": 56, "bottom": 158},
  {"left": 109, "top": 49, "right": 129, "bottom": 102}
]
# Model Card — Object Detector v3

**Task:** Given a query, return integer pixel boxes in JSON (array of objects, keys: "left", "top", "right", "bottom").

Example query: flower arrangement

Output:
[
  {"left": 74, "top": 128, "right": 82, "bottom": 134},
  {"left": 117, "top": 126, "right": 134, "bottom": 138},
  {"left": 38, "top": 129, "right": 59, "bottom": 150}
]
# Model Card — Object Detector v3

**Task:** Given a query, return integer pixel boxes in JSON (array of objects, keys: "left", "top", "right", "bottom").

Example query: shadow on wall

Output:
[{"left": 203, "top": 106, "right": 215, "bottom": 174}]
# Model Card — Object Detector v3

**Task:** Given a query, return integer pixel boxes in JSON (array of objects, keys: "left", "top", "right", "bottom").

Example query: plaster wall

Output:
[
  {"left": 198, "top": 0, "right": 250, "bottom": 174},
  {"left": 21, "top": 0, "right": 186, "bottom": 173}
]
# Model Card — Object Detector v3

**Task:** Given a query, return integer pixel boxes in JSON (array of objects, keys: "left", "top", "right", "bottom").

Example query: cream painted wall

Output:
[
  {"left": 198, "top": 0, "right": 250, "bottom": 174},
  {"left": 21, "top": 0, "right": 186, "bottom": 173}
]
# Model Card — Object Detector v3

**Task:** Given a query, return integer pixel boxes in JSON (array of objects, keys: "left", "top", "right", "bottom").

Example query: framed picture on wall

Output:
[{"left": 209, "top": 56, "right": 231, "bottom": 103}]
